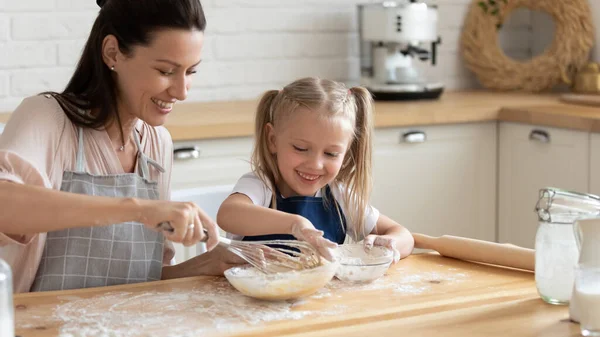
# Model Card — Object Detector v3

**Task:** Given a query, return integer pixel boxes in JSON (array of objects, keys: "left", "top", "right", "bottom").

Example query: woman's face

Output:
[{"left": 111, "top": 28, "right": 204, "bottom": 126}]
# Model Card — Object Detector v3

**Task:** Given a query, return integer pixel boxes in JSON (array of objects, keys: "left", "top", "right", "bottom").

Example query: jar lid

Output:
[{"left": 535, "top": 187, "right": 600, "bottom": 223}]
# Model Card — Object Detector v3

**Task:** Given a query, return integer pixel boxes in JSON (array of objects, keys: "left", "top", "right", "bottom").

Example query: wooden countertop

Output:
[
  {"left": 14, "top": 254, "right": 579, "bottom": 337},
  {"left": 1, "top": 91, "right": 599, "bottom": 141}
]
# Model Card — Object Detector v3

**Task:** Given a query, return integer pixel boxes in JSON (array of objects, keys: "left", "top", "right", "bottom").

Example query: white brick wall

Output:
[{"left": 0, "top": 0, "right": 538, "bottom": 111}]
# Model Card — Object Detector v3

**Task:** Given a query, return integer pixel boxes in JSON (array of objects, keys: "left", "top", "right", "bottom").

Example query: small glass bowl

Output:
[
  {"left": 224, "top": 260, "right": 339, "bottom": 301},
  {"left": 333, "top": 244, "right": 393, "bottom": 284}
]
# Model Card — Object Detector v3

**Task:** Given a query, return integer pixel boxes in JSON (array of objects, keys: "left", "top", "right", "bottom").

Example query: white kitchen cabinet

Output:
[
  {"left": 371, "top": 122, "right": 497, "bottom": 242},
  {"left": 171, "top": 136, "right": 253, "bottom": 191},
  {"left": 498, "top": 122, "right": 589, "bottom": 249},
  {"left": 170, "top": 185, "right": 234, "bottom": 263},
  {"left": 170, "top": 137, "right": 253, "bottom": 262}
]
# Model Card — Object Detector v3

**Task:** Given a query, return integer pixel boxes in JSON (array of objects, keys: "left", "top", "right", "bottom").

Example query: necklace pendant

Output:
[{"left": 119, "top": 145, "right": 124, "bottom": 151}]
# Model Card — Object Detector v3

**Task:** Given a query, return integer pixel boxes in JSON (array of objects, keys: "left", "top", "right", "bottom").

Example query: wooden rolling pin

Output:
[{"left": 412, "top": 233, "right": 535, "bottom": 272}]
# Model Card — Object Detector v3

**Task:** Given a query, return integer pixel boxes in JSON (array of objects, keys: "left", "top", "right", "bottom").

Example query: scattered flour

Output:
[
  {"left": 22, "top": 278, "right": 345, "bottom": 337},
  {"left": 314, "top": 270, "right": 471, "bottom": 298},
  {"left": 16, "top": 269, "right": 470, "bottom": 337},
  {"left": 335, "top": 245, "right": 392, "bottom": 266}
]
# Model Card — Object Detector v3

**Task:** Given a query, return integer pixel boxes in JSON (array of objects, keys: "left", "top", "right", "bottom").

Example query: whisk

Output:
[{"left": 158, "top": 222, "right": 323, "bottom": 274}]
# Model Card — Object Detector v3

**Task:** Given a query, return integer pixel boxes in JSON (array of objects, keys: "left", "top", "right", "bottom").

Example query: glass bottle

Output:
[{"left": 534, "top": 187, "right": 600, "bottom": 305}]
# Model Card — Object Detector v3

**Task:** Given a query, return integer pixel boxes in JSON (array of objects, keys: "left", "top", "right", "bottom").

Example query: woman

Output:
[{"left": 0, "top": 0, "right": 241, "bottom": 293}]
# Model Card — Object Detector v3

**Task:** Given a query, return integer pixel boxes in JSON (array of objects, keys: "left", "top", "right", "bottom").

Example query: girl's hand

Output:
[
  {"left": 137, "top": 199, "right": 220, "bottom": 251},
  {"left": 364, "top": 234, "right": 401, "bottom": 263},
  {"left": 289, "top": 216, "right": 338, "bottom": 261}
]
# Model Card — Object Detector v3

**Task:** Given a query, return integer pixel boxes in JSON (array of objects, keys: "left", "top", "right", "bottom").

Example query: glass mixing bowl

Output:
[
  {"left": 224, "top": 260, "right": 339, "bottom": 301},
  {"left": 333, "top": 244, "right": 393, "bottom": 283}
]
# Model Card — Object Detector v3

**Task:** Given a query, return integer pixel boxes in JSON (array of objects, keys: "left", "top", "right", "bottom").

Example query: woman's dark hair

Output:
[{"left": 44, "top": 0, "right": 206, "bottom": 142}]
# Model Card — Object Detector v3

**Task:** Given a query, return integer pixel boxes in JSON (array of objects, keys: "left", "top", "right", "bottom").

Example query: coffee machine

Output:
[{"left": 358, "top": 1, "right": 443, "bottom": 100}]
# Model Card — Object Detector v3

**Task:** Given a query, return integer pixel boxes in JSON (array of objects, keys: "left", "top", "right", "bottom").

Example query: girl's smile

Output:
[{"left": 267, "top": 107, "right": 354, "bottom": 198}]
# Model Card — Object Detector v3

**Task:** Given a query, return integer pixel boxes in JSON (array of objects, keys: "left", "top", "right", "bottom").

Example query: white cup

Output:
[{"left": 574, "top": 265, "right": 600, "bottom": 336}]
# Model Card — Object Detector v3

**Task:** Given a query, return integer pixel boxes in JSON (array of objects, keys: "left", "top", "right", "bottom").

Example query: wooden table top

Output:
[
  {"left": 1, "top": 91, "right": 600, "bottom": 141},
  {"left": 14, "top": 254, "right": 580, "bottom": 337}
]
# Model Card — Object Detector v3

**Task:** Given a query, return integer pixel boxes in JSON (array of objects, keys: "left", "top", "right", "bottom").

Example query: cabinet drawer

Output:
[
  {"left": 172, "top": 137, "right": 253, "bottom": 190},
  {"left": 372, "top": 122, "right": 497, "bottom": 242},
  {"left": 374, "top": 123, "right": 495, "bottom": 147},
  {"left": 498, "top": 122, "right": 590, "bottom": 248}
]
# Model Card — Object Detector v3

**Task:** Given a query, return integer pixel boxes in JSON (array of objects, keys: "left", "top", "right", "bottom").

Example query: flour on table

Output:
[
  {"left": 17, "top": 269, "right": 470, "bottom": 337},
  {"left": 37, "top": 278, "right": 345, "bottom": 337},
  {"left": 313, "top": 269, "right": 470, "bottom": 298}
]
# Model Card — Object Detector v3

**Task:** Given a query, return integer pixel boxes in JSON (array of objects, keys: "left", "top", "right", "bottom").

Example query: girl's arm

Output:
[
  {"left": 217, "top": 193, "right": 301, "bottom": 236},
  {"left": 366, "top": 213, "right": 415, "bottom": 262},
  {"left": 216, "top": 193, "right": 337, "bottom": 260}
]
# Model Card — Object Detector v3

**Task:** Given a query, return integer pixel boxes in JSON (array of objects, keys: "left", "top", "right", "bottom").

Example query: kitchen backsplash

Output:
[{"left": 0, "top": 0, "right": 586, "bottom": 111}]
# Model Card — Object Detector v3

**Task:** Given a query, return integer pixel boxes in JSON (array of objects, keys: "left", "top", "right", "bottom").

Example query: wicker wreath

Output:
[{"left": 461, "top": 0, "right": 595, "bottom": 92}]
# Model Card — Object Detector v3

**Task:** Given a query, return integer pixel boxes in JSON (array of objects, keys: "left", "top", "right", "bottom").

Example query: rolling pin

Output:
[{"left": 412, "top": 233, "right": 535, "bottom": 272}]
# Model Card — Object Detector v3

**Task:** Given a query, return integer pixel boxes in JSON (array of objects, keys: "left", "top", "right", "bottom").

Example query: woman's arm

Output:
[
  {"left": 161, "top": 244, "right": 246, "bottom": 279},
  {"left": 0, "top": 180, "right": 219, "bottom": 248},
  {"left": 366, "top": 213, "right": 415, "bottom": 261},
  {"left": 0, "top": 181, "right": 143, "bottom": 234}
]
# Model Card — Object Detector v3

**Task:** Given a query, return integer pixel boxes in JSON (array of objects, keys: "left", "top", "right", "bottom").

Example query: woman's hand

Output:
[
  {"left": 162, "top": 244, "right": 247, "bottom": 279},
  {"left": 137, "top": 199, "right": 220, "bottom": 251},
  {"left": 363, "top": 234, "right": 401, "bottom": 263},
  {"left": 289, "top": 216, "right": 337, "bottom": 261}
]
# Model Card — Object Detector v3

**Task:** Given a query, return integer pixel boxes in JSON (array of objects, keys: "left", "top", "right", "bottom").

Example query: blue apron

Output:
[{"left": 242, "top": 185, "right": 347, "bottom": 245}]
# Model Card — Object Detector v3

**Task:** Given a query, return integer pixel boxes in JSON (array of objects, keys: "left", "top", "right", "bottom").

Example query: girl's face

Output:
[
  {"left": 267, "top": 108, "right": 354, "bottom": 197},
  {"left": 111, "top": 28, "right": 204, "bottom": 126}
]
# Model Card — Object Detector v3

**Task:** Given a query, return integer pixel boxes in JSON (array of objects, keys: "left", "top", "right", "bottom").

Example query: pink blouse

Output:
[{"left": 0, "top": 95, "right": 175, "bottom": 293}]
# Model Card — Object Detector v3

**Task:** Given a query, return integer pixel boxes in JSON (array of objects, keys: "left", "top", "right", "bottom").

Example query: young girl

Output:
[{"left": 217, "top": 77, "right": 414, "bottom": 262}]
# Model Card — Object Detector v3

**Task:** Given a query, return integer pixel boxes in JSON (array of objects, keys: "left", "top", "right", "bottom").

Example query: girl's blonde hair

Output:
[{"left": 251, "top": 77, "right": 374, "bottom": 240}]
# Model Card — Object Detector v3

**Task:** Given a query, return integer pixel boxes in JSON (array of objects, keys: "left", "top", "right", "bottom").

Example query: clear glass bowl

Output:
[
  {"left": 333, "top": 244, "right": 393, "bottom": 284},
  {"left": 224, "top": 260, "right": 339, "bottom": 301}
]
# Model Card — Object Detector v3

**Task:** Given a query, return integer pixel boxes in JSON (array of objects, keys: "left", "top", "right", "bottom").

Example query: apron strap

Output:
[
  {"left": 132, "top": 127, "right": 166, "bottom": 180},
  {"left": 133, "top": 129, "right": 151, "bottom": 180},
  {"left": 76, "top": 127, "right": 85, "bottom": 173}
]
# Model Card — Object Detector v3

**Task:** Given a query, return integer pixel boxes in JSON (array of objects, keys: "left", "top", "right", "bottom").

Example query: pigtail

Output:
[
  {"left": 251, "top": 90, "right": 281, "bottom": 209},
  {"left": 341, "top": 86, "right": 374, "bottom": 240}
]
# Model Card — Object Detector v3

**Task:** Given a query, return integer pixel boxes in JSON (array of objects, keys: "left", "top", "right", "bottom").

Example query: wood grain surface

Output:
[{"left": 14, "top": 254, "right": 581, "bottom": 337}]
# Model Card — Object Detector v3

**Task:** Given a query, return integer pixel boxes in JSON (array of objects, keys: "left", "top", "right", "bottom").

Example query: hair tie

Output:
[
  {"left": 96, "top": 0, "right": 107, "bottom": 8},
  {"left": 342, "top": 88, "right": 352, "bottom": 104}
]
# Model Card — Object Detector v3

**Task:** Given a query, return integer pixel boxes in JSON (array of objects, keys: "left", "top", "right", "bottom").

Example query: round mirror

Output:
[{"left": 498, "top": 8, "right": 555, "bottom": 61}]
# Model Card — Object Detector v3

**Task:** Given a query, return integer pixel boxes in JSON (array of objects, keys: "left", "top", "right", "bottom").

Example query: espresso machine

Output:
[{"left": 358, "top": 1, "right": 443, "bottom": 100}]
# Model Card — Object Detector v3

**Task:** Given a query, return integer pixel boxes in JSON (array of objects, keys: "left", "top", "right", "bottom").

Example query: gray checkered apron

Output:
[{"left": 31, "top": 127, "right": 166, "bottom": 292}]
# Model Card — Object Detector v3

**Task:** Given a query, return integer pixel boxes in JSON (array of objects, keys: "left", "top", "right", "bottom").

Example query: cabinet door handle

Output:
[
  {"left": 529, "top": 129, "right": 550, "bottom": 143},
  {"left": 174, "top": 146, "right": 201, "bottom": 160},
  {"left": 401, "top": 131, "right": 426, "bottom": 143}
]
